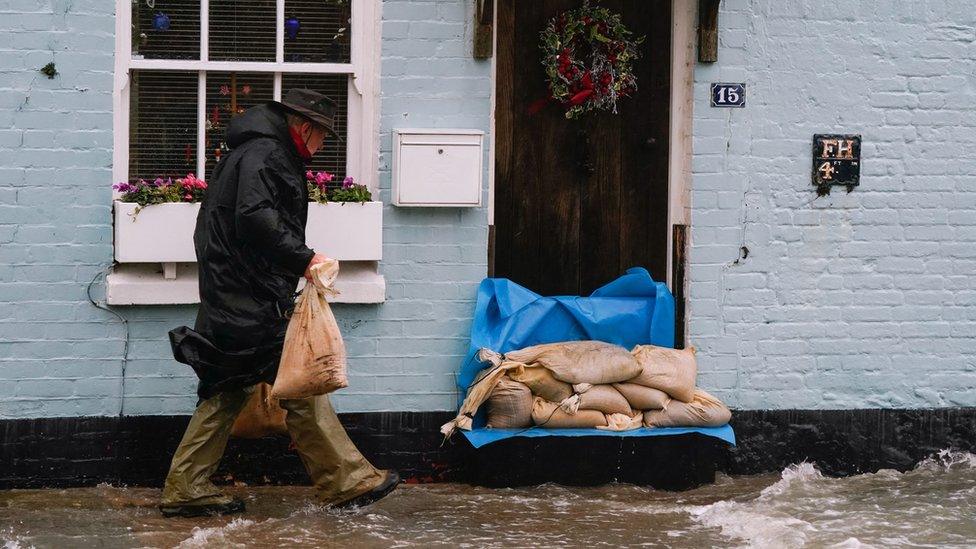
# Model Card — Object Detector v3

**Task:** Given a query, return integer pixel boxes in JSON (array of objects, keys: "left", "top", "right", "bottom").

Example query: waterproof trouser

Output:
[{"left": 161, "top": 385, "right": 386, "bottom": 507}]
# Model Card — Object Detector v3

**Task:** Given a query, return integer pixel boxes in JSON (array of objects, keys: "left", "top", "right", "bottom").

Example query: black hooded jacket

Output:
[{"left": 169, "top": 103, "right": 315, "bottom": 399}]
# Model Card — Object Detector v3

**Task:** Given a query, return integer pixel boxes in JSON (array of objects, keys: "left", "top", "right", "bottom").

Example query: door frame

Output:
[{"left": 487, "top": 0, "right": 695, "bottom": 291}]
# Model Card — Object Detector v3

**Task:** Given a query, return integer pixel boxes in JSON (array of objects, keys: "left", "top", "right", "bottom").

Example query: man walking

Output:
[{"left": 162, "top": 89, "right": 398, "bottom": 518}]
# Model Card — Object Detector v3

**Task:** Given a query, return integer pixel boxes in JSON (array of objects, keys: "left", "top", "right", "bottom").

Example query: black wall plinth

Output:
[{"left": 3, "top": 408, "right": 975, "bottom": 491}]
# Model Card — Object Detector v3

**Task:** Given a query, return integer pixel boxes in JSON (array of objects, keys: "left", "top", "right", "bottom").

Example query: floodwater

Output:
[{"left": 2, "top": 451, "right": 974, "bottom": 548}]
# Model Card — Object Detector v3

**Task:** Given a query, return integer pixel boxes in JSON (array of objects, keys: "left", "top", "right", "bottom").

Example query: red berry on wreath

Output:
[{"left": 581, "top": 71, "right": 593, "bottom": 89}]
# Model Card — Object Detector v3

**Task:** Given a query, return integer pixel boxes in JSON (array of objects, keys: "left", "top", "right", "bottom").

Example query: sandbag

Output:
[
  {"left": 486, "top": 378, "right": 533, "bottom": 429},
  {"left": 531, "top": 397, "right": 607, "bottom": 429},
  {"left": 598, "top": 412, "right": 643, "bottom": 432},
  {"left": 506, "top": 363, "right": 573, "bottom": 402},
  {"left": 559, "top": 384, "right": 632, "bottom": 416},
  {"left": 629, "top": 345, "right": 697, "bottom": 402},
  {"left": 231, "top": 383, "right": 287, "bottom": 438},
  {"left": 642, "top": 389, "right": 731, "bottom": 428},
  {"left": 505, "top": 340, "right": 642, "bottom": 385},
  {"left": 271, "top": 260, "right": 348, "bottom": 400},
  {"left": 613, "top": 382, "right": 671, "bottom": 411},
  {"left": 441, "top": 360, "right": 522, "bottom": 438}
]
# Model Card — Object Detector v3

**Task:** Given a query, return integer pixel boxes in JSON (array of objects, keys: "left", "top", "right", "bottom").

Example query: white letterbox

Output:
[{"left": 392, "top": 129, "right": 484, "bottom": 207}]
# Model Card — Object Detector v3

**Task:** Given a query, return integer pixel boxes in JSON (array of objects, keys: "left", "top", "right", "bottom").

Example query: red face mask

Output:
[{"left": 289, "top": 126, "right": 313, "bottom": 163}]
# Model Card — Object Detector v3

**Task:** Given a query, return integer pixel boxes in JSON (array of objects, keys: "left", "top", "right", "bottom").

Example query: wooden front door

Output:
[{"left": 492, "top": 0, "right": 672, "bottom": 296}]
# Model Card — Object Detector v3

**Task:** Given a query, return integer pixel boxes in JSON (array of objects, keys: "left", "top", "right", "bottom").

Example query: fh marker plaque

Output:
[{"left": 813, "top": 134, "right": 860, "bottom": 194}]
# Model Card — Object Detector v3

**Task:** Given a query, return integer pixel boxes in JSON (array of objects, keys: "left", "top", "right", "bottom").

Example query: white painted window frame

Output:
[{"left": 112, "top": 0, "right": 381, "bottom": 192}]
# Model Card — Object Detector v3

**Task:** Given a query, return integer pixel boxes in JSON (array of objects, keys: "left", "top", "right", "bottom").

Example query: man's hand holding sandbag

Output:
[{"left": 305, "top": 253, "right": 329, "bottom": 282}]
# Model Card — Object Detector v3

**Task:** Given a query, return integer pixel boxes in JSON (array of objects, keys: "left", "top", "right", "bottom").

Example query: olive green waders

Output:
[{"left": 160, "top": 385, "right": 387, "bottom": 512}]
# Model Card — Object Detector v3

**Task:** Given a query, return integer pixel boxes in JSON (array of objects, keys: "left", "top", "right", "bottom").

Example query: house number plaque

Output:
[
  {"left": 813, "top": 134, "right": 860, "bottom": 195},
  {"left": 710, "top": 83, "right": 746, "bottom": 107}
]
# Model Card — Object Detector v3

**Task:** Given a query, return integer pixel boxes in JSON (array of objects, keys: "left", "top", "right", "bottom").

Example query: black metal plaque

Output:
[
  {"left": 710, "top": 83, "right": 745, "bottom": 107},
  {"left": 813, "top": 134, "right": 860, "bottom": 192}
]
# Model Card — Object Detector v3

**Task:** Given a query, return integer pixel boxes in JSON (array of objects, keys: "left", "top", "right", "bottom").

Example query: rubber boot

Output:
[
  {"left": 279, "top": 394, "right": 393, "bottom": 506},
  {"left": 159, "top": 386, "right": 253, "bottom": 517}
]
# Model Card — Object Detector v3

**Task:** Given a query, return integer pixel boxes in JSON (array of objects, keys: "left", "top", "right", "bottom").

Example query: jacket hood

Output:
[{"left": 226, "top": 104, "right": 292, "bottom": 150}]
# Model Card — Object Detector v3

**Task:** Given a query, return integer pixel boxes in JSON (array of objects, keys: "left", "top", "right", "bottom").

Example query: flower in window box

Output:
[
  {"left": 314, "top": 171, "right": 334, "bottom": 188},
  {"left": 114, "top": 173, "right": 207, "bottom": 213}
]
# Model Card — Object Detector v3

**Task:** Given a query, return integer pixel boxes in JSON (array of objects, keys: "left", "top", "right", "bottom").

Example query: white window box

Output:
[
  {"left": 114, "top": 200, "right": 382, "bottom": 262},
  {"left": 109, "top": 200, "right": 385, "bottom": 305},
  {"left": 113, "top": 201, "right": 200, "bottom": 263}
]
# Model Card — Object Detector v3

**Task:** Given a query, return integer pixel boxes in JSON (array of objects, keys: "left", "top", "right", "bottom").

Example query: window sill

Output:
[{"left": 106, "top": 261, "right": 386, "bottom": 305}]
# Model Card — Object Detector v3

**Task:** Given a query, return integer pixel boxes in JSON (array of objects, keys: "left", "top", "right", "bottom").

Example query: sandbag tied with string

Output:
[
  {"left": 440, "top": 348, "right": 522, "bottom": 438},
  {"left": 270, "top": 259, "right": 348, "bottom": 400}
]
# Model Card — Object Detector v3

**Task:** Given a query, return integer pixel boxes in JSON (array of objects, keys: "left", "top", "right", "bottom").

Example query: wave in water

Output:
[
  {"left": 687, "top": 451, "right": 976, "bottom": 549},
  {"left": 176, "top": 517, "right": 256, "bottom": 549}
]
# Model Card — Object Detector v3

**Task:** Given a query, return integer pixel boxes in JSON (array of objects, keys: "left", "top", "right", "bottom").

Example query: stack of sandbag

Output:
[
  {"left": 482, "top": 341, "right": 644, "bottom": 432},
  {"left": 441, "top": 340, "right": 731, "bottom": 439}
]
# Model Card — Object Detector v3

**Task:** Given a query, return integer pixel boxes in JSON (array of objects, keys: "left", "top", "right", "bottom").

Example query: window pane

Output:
[
  {"left": 282, "top": 74, "right": 348, "bottom": 181},
  {"left": 205, "top": 72, "right": 274, "bottom": 170},
  {"left": 128, "top": 71, "right": 198, "bottom": 181},
  {"left": 209, "top": 0, "right": 277, "bottom": 62},
  {"left": 131, "top": 1, "right": 201, "bottom": 60},
  {"left": 283, "top": 0, "right": 352, "bottom": 63}
]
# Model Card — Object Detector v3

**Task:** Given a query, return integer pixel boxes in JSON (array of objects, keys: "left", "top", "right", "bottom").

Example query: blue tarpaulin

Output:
[{"left": 456, "top": 267, "right": 736, "bottom": 448}]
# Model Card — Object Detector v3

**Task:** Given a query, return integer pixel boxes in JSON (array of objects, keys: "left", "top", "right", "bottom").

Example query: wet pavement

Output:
[{"left": 2, "top": 451, "right": 975, "bottom": 548}]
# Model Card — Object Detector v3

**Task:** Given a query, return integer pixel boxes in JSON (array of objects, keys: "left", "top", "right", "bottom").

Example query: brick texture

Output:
[
  {"left": 2, "top": 0, "right": 973, "bottom": 418},
  {"left": 688, "top": 0, "right": 976, "bottom": 409},
  {"left": 0, "top": 0, "right": 490, "bottom": 418}
]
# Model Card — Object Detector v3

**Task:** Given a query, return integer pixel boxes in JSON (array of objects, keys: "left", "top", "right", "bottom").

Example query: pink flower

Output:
[
  {"left": 342, "top": 176, "right": 355, "bottom": 189},
  {"left": 241, "top": 85, "right": 251, "bottom": 95},
  {"left": 179, "top": 173, "right": 205, "bottom": 190},
  {"left": 220, "top": 85, "right": 230, "bottom": 96},
  {"left": 306, "top": 170, "right": 315, "bottom": 180},
  {"left": 183, "top": 193, "right": 193, "bottom": 201},
  {"left": 315, "top": 171, "right": 333, "bottom": 185}
]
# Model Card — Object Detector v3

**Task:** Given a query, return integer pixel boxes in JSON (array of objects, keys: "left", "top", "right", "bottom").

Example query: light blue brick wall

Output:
[
  {"left": 0, "top": 0, "right": 490, "bottom": 418},
  {"left": 688, "top": 0, "right": 976, "bottom": 409},
  {"left": 5, "top": 0, "right": 974, "bottom": 418}
]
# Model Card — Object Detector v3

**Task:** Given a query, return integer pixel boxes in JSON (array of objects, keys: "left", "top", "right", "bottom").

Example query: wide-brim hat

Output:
[{"left": 272, "top": 88, "right": 342, "bottom": 141}]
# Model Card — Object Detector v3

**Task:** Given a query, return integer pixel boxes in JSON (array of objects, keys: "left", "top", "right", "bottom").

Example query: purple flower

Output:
[
  {"left": 342, "top": 176, "right": 355, "bottom": 189},
  {"left": 153, "top": 177, "right": 165, "bottom": 187}
]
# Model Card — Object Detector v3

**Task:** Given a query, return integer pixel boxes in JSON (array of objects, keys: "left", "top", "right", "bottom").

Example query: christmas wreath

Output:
[{"left": 539, "top": 2, "right": 644, "bottom": 119}]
